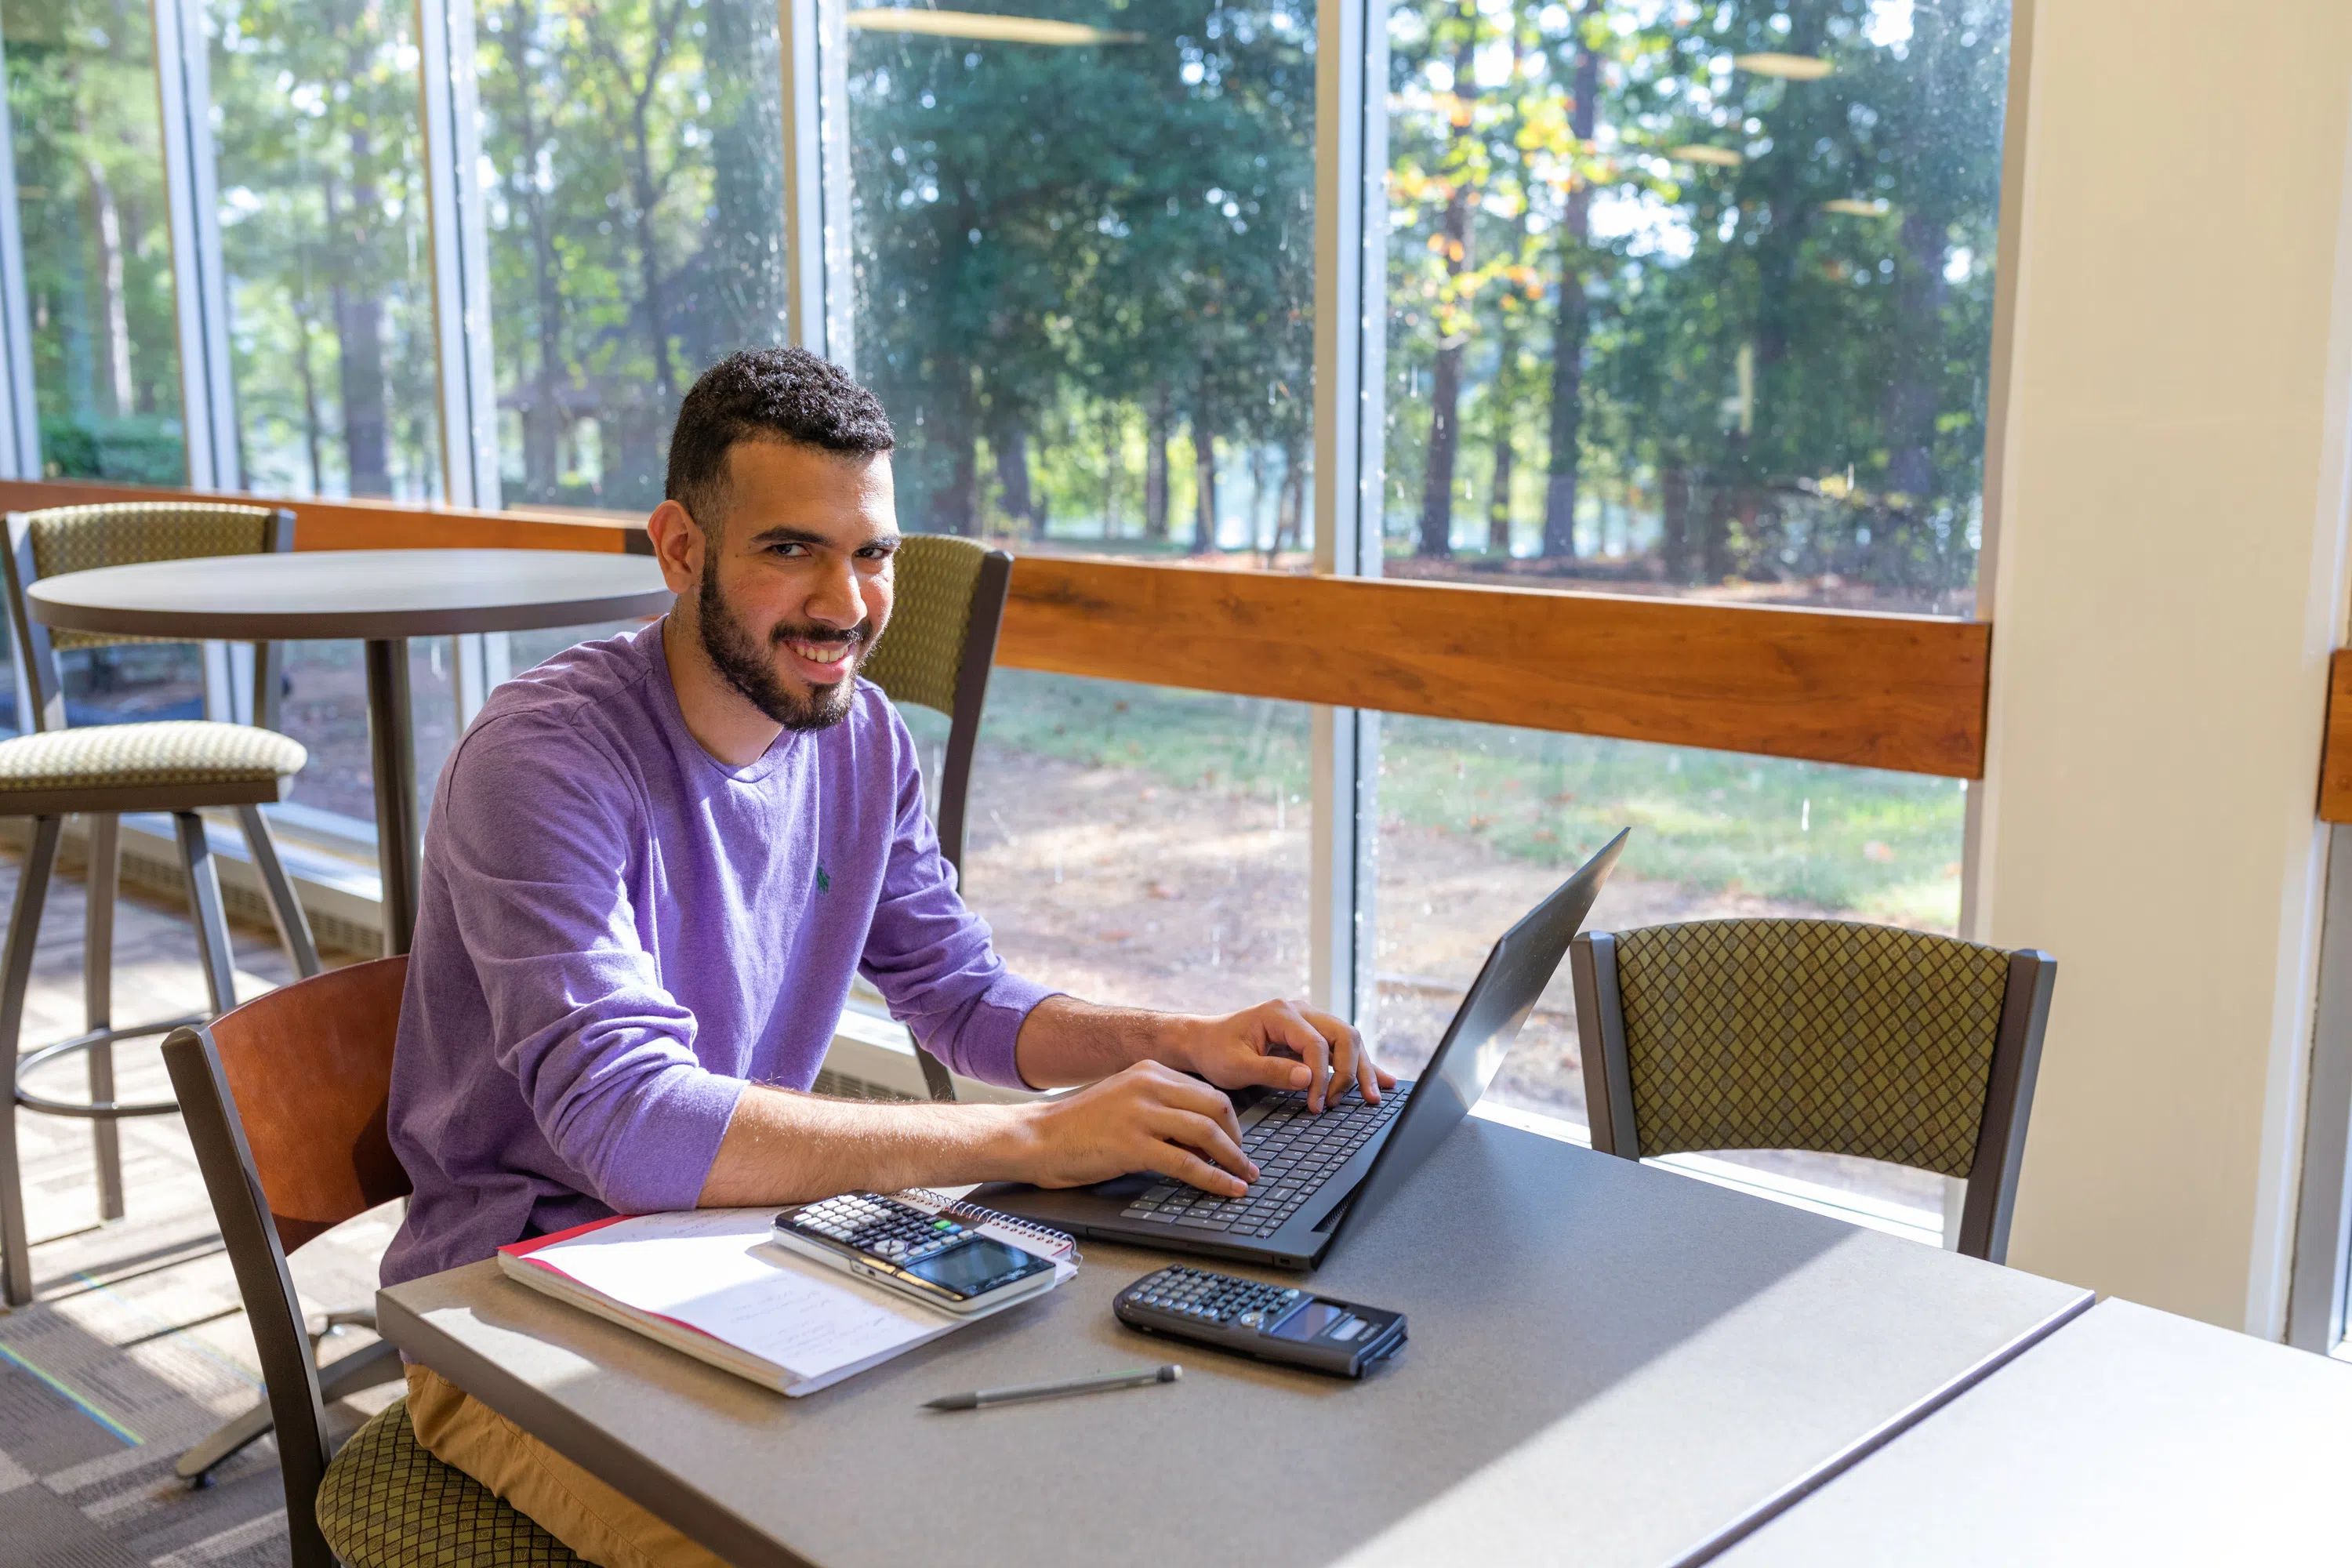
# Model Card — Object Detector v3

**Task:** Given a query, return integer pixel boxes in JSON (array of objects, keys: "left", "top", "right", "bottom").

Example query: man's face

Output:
[{"left": 688, "top": 439, "right": 898, "bottom": 732}]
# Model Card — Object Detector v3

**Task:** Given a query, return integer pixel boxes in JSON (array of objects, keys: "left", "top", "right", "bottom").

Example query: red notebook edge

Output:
[
  {"left": 498, "top": 1214, "right": 633, "bottom": 1259},
  {"left": 494, "top": 1217, "right": 736, "bottom": 1352}
]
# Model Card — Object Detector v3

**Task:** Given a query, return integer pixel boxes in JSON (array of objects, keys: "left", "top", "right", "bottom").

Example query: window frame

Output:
[{"left": 0, "top": 0, "right": 2045, "bottom": 1255}]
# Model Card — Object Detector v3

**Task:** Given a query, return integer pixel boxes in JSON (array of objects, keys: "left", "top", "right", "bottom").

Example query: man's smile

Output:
[{"left": 780, "top": 636, "right": 860, "bottom": 681}]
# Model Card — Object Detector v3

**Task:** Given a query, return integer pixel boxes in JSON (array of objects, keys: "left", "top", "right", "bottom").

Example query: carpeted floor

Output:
[{"left": 2, "top": 844, "right": 397, "bottom": 1568}]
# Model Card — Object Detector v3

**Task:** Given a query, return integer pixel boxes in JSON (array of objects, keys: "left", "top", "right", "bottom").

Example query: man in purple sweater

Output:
[{"left": 386, "top": 348, "right": 1386, "bottom": 1567}]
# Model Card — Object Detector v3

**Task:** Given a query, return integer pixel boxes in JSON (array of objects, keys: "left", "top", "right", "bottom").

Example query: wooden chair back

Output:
[{"left": 162, "top": 956, "right": 411, "bottom": 1568}]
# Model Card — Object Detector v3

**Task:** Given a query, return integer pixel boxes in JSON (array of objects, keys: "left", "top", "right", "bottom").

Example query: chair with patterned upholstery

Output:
[
  {"left": 0, "top": 503, "right": 321, "bottom": 1306},
  {"left": 859, "top": 532, "right": 1014, "bottom": 1101},
  {"left": 162, "top": 956, "right": 586, "bottom": 1568},
  {"left": 1569, "top": 919, "right": 2056, "bottom": 1262}
]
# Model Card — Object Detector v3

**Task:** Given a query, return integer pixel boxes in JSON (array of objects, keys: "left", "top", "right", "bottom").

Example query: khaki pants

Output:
[{"left": 405, "top": 1364, "right": 729, "bottom": 1568}]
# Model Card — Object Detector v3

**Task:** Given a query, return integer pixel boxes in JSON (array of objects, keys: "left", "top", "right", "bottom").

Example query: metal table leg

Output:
[{"left": 363, "top": 637, "right": 419, "bottom": 956}]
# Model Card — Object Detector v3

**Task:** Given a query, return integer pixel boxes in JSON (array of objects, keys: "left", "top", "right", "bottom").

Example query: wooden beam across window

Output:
[
  {"left": 2320, "top": 649, "right": 2352, "bottom": 822},
  {"left": 1004, "top": 557, "right": 1989, "bottom": 778},
  {"left": 0, "top": 477, "right": 1991, "bottom": 778}
]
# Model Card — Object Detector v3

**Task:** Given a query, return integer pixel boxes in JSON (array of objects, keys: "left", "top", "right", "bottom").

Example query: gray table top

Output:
[
  {"left": 1712, "top": 1296, "right": 2352, "bottom": 1565},
  {"left": 379, "top": 1117, "right": 2092, "bottom": 1568},
  {"left": 26, "top": 547, "right": 672, "bottom": 641}
]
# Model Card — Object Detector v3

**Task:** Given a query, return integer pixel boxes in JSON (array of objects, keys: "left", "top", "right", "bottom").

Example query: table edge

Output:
[
  {"left": 27, "top": 585, "right": 675, "bottom": 641},
  {"left": 377, "top": 1283, "right": 808, "bottom": 1568},
  {"left": 1669, "top": 1283, "right": 2097, "bottom": 1566}
]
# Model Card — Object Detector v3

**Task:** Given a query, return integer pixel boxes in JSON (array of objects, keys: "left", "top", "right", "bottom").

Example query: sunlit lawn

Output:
[{"left": 973, "top": 672, "right": 1965, "bottom": 930}]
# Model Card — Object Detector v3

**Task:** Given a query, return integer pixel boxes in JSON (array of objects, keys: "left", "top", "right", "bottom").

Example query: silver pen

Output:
[{"left": 923, "top": 1364, "right": 1181, "bottom": 1411}]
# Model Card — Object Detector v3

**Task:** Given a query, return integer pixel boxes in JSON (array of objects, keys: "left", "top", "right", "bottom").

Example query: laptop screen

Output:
[{"left": 1323, "top": 829, "right": 1628, "bottom": 1246}]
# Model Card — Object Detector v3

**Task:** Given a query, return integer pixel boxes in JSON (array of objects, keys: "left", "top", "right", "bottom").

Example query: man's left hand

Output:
[{"left": 1178, "top": 1000, "right": 1394, "bottom": 1112}]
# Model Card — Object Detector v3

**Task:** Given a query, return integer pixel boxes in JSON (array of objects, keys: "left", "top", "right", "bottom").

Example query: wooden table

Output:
[
  {"left": 27, "top": 548, "right": 671, "bottom": 953},
  {"left": 1712, "top": 1296, "right": 2352, "bottom": 1564},
  {"left": 379, "top": 1117, "right": 2092, "bottom": 1568}
]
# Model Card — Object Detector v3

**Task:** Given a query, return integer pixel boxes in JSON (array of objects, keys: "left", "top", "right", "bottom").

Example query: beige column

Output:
[{"left": 1973, "top": 0, "right": 2352, "bottom": 1332}]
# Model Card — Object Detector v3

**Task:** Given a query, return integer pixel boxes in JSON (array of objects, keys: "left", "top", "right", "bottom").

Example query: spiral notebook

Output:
[{"left": 498, "top": 1198, "right": 1076, "bottom": 1397}]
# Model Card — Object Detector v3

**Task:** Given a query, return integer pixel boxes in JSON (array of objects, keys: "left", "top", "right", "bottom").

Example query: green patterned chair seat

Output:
[
  {"left": 317, "top": 1398, "right": 585, "bottom": 1566},
  {"left": 0, "top": 720, "right": 307, "bottom": 813}
]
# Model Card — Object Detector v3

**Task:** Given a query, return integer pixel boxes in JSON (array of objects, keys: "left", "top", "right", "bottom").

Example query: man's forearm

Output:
[
  {"left": 1011, "top": 994, "right": 1203, "bottom": 1088},
  {"left": 695, "top": 1085, "right": 1035, "bottom": 1207}
]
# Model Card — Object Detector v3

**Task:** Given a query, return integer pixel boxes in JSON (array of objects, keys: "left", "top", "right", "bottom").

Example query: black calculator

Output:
[{"left": 1114, "top": 1265, "right": 1406, "bottom": 1377}]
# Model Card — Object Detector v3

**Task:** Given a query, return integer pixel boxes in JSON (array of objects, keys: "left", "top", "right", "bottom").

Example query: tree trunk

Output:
[
  {"left": 1101, "top": 408, "right": 1121, "bottom": 539},
  {"left": 333, "top": 123, "right": 391, "bottom": 497},
  {"left": 1190, "top": 407, "right": 1219, "bottom": 555},
  {"left": 1747, "top": 0, "right": 1831, "bottom": 440},
  {"left": 294, "top": 308, "right": 325, "bottom": 493},
  {"left": 1541, "top": 8, "right": 1599, "bottom": 559},
  {"left": 1660, "top": 465, "right": 1690, "bottom": 582},
  {"left": 80, "top": 133, "right": 132, "bottom": 419},
  {"left": 993, "top": 419, "right": 1038, "bottom": 538},
  {"left": 932, "top": 362, "right": 981, "bottom": 537},
  {"left": 1273, "top": 439, "right": 1306, "bottom": 562},
  {"left": 1417, "top": 24, "right": 1479, "bottom": 561},
  {"left": 1882, "top": 205, "right": 1949, "bottom": 504},
  {"left": 1145, "top": 388, "right": 1171, "bottom": 541}
]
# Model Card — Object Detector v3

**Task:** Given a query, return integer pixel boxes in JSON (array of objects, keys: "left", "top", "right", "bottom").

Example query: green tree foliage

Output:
[
  {"left": 208, "top": 0, "right": 441, "bottom": 499},
  {"left": 3, "top": 0, "right": 187, "bottom": 483},
  {"left": 477, "top": 0, "right": 788, "bottom": 510},
  {"left": 849, "top": 0, "right": 1315, "bottom": 546},
  {"left": 1388, "top": 0, "right": 2006, "bottom": 611}
]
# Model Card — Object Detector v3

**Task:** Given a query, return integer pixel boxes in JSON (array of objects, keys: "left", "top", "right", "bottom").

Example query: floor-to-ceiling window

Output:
[
  {"left": 477, "top": 0, "right": 790, "bottom": 511},
  {"left": 3, "top": 0, "right": 186, "bottom": 484},
  {"left": 1383, "top": 0, "right": 2005, "bottom": 613},
  {"left": 0, "top": 0, "right": 2016, "bottom": 1245},
  {"left": 846, "top": 0, "right": 1316, "bottom": 561}
]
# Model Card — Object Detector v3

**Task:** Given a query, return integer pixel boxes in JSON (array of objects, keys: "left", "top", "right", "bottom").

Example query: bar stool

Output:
[{"left": 0, "top": 503, "right": 322, "bottom": 1307}]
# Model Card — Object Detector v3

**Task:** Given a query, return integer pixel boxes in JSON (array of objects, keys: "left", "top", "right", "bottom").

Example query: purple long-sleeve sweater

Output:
[{"left": 379, "top": 620, "right": 1052, "bottom": 1287}]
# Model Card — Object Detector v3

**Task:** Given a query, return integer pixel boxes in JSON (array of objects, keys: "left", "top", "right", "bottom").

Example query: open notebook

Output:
[{"left": 498, "top": 1192, "right": 1078, "bottom": 1396}]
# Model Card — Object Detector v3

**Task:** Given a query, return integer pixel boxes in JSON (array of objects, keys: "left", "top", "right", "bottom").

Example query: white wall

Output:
[{"left": 1976, "top": 0, "right": 2352, "bottom": 1331}]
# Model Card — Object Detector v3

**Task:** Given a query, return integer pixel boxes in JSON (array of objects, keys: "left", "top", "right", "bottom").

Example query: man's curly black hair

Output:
[{"left": 665, "top": 347, "right": 895, "bottom": 532}]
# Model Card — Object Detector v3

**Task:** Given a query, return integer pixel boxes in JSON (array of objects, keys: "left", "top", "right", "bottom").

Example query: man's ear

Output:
[{"left": 646, "top": 500, "right": 703, "bottom": 596}]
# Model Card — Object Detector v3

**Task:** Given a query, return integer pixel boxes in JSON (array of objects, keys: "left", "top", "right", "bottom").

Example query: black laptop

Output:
[{"left": 978, "top": 829, "right": 1628, "bottom": 1269}]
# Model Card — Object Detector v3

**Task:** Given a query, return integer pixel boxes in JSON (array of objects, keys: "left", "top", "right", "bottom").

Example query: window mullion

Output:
[
  {"left": 782, "top": 0, "right": 851, "bottom": 366},
  {"left": 153, "top": 0, "right": 238, "bottom": 491},
  {"left": 1308, "top": 0, "right": 1388, "bottom": 1027},
  {"left": 419, "top": 0, "right": 501, "bottom": 508},
  {"left": 0, "top": 33, "right": 37, "bottom": 481}
]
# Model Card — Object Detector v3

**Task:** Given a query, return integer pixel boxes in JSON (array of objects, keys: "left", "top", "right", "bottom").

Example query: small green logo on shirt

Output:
[{"left": 816, "top": 866, "right": 831, "bottom": 893}]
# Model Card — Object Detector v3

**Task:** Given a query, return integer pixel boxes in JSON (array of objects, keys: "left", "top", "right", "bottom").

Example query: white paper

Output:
[{"left": 519, "top": 1209, "right": 956, "bottom": 1381}]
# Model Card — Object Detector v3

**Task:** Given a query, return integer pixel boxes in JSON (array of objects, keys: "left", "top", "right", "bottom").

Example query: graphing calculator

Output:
[
  {"left": 772, "top": 1192, "right": 1058, "bottom": 1315},
  {"left": 1114, "top": 1265, "right": 1407, "bottom": 1377}
]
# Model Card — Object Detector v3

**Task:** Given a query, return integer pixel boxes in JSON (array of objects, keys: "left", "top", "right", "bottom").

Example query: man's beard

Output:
[{"left": 696, "top": 568, "right": 871, "bottom": 733}]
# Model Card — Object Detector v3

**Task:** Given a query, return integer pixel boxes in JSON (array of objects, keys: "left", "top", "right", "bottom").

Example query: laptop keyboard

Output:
[{"left": 1120, "top": 1086, "right": 1408, "bottom": 1239}]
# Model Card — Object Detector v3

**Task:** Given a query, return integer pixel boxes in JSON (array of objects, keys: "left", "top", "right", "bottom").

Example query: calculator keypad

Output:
[
  {"left": 793, "top": 1193, "right": 968, "bottom": 1263},
  {"left": 1120, "top": 1265, "right": 1304, "bottom": 1328}
]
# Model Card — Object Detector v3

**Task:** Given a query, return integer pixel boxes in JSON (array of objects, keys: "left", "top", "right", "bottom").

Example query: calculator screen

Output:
[
  {"left": 1267, "top": 1300, "right": 1363, "bottom": 1342},
  {"left": 902, "top": 1237, "right": 1044, "bottom": 1298}
]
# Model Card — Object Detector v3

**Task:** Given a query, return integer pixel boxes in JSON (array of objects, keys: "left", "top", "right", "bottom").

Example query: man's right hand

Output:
[{"left": 1001, "top": 1060, "right": 1259, "bottom": 1197}]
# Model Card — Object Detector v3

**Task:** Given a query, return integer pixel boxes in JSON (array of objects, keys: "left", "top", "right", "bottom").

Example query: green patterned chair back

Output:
[
  {"left": 863, "top": 532, "right": 991, "bottom": 713},
  {"left": 1610, "top": 918, "right": 2012, "bottom": 1175},
  {"left": 23, "top": 503, "right": 280, "bottom": 652},
  {"left": 854, "top": 531, "right": 1012, "bottom": 1105}
]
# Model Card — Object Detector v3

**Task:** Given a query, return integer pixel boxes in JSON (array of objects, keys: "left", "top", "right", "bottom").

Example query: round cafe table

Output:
[{"left": 27, "top": 548, "right": 673, "bottom": 955}]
